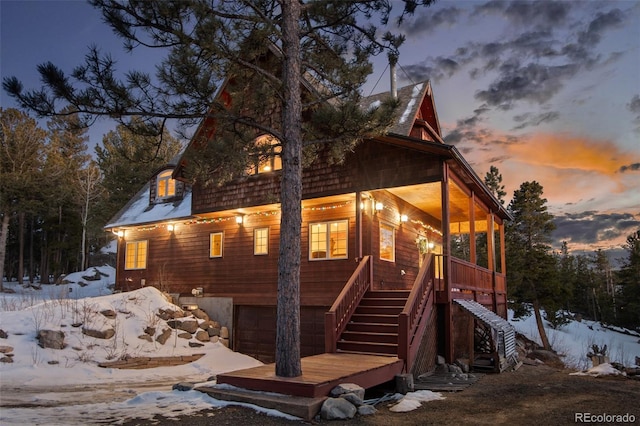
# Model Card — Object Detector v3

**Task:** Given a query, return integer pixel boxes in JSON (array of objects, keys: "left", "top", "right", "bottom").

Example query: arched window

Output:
[
  {"left": 247, "top": 134, "right": 282, "bottom": 175},
  {"left": 157, "top": 170, "right": 176, "bottom": 199}
]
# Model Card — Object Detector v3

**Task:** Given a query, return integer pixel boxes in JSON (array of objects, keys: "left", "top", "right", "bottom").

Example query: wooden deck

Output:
[{"left": 216, "top": 353, "right": 405, "bottom": 398}]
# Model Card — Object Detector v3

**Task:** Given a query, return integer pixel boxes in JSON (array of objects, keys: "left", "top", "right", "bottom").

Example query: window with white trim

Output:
[
  {"left": 210, "top": 232, "right": 223, "bottom": 258},
  {"left": 309, "top": 220, "right": 348, "bottom": 260},
  {"left": 379, "top": 223, "right": 395, "bottom": 262},
  {"left": 125, "top": 240, "right": 148, "bottom": 270},
  {"left": 247, "top": 134, "right": 282, "bottom": 175},
  {"left": 254, "top": 228, "right": 269, "bottom": 255},
  {"left": 157, "top": 170, "right": 176, "bottom": 199}
]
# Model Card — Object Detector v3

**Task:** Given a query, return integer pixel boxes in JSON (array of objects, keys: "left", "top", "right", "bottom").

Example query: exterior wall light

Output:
[
  {"left": 235, "top": 215, "right": 244, "bottom": 224},
  {"left": 400, "top": 214, "right": 408, "bottom": 222},
  {"left": 116, "top": 230, "right": 124, "bottom": 239},
  {"left": 167, "top": 224, "right": 175, "bottom": 232},
  {"left": 375, "top": 202, "right": 384, "bottom": 211}
]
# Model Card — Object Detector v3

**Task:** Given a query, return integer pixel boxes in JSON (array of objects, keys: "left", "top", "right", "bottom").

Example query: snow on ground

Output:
[
  {"left": 2, "top": 269, "right": 638, "bottom": 424},
  {"left": 509, "top": 309, "right": 640, "bottom": 370}
]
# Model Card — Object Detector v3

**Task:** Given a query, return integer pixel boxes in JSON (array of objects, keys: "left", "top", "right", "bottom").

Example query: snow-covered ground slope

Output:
[{"left": 509, "top": 309, "right": 640, "bottom": 369}]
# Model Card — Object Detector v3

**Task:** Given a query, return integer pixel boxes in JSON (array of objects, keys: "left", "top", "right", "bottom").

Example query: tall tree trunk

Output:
[
  {"left": 532, "top": 298, "right": 552, "bottom": 350},
  {"left": 0, "top": 212, "right": 10, "bottom": 291},
  {"left": 29, "top": 215, "right": 35, "bottom": 283},
  {"left": 18, "top": 211, "right": 24, "bottom": 285},
  {"left": 40, "top": 231, "right": 50, "bottom": 284},
  {"left": 275, "top": 0, "right": 302, "bottom": 378}
]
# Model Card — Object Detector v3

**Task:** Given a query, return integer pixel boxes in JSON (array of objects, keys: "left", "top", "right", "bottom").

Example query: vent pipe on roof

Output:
[{"left": 389, "top": 53, "right": 398, "bottom": 100}]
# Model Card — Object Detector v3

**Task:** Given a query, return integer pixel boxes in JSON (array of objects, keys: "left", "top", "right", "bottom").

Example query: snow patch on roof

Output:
[
  {"left": 398, "top": 83, "right": 424, "bottom": 124},
  {"left": 105, "top": 185, "right": 192, "bottom": 228}
]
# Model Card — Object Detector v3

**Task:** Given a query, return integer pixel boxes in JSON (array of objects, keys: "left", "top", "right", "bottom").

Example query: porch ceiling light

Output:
[
  {"left": 400, "top": 214, "right": 408, "bottom": 222},
  {"left": 375, "top": 202, "right": 384, "bottom": 211}
]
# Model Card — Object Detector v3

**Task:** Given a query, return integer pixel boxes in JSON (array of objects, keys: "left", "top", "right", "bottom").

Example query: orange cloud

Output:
[{"left": 508, "top": 133, "right": 638, "bottom": 176}]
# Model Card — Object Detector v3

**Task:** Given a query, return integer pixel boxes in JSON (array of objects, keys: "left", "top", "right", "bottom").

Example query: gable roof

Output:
[{"left": 361, "top": 81, "right": 442, "bottom": 140}]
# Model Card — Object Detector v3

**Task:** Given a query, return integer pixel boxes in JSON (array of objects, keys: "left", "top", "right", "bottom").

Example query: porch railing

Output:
[
  {"left": 442, "top": 256, "right": 507, "bottom": 315},
  {"left": 324, "top": 255, "right": 372, "bottom": 353},
  {"left": 398, "top": 253, "right": 435, "bottom": 372}
]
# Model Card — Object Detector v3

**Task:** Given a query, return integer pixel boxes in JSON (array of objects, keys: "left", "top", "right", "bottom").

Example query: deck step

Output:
[
  {"left": 365, "top": 290, "right": 410, "bottom": 299},
  {"left": 359, "top": 297, "right": 407, "bottom": 307},
  {"left": 345, "top": 322, "right": 398, "bottom": 334},
  {"left": 336, "top": 340, "right": 398, "bottom": 355},
  {"left": 341, "top": 331, "right": 398, "bottom": 344},
  {"left": 354, "top": 306, "right": 403, "bottom": 315},
  {"left": 350, "top": 313, "right": 398, "bottom": 324}
]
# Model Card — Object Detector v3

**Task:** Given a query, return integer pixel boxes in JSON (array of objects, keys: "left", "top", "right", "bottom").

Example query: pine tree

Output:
[
  {"left": 4, "top": 0, "right": 435, "bottom": 377},
  {"left": 506, "top": 181, "right": 557, "bottom": 350},
  {"left": 484, "top": 165, "right": 506, "bottom": 205},
  {"left": 0, "top": 108, "right": 47, "bottom": 290},
  {"left": 617, "top": 230, "right": 640, "bottom": 331}
]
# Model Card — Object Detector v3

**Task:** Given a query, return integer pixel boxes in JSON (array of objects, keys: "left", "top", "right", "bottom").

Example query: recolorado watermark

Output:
[{"left": 575, "top": 412, "right": 636, "bottom": 423}]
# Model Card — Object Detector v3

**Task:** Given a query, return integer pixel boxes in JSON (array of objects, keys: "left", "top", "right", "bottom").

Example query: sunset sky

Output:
[{"left": 1, "top": 1, "right": 639, "bottom": 260}]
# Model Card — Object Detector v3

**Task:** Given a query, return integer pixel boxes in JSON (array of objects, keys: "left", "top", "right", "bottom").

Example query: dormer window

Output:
[
  {"left": 247, "top": 134, "right": 282, "bottom": 175},
  {"left": 157, "top": 170, "right": 176, "bottom": 199}
]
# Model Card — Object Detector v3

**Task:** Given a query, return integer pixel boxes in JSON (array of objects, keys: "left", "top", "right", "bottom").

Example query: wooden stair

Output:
[{"left": 336, "top": 290, "right": 409, "bottom": 356}]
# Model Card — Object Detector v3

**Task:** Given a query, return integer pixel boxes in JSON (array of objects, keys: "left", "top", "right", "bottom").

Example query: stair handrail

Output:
[
  {"left": 398, "top": 253, "right": 435, "bottom": 371},
  {"left": 325, "top": 255, "right": 372, "bottom": 353}
]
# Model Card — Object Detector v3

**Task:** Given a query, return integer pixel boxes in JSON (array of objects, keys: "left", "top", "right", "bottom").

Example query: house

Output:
[{"left": 105, "top": 79, "right": 514, "bottom": 375}]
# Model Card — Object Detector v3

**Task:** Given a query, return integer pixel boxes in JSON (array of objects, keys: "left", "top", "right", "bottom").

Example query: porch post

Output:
[
  {"left": 356, "top": 191, "right": 363, "bottom": 260},
  {"left": 441, "top": 163, "right": 454, "bottom": 363},
  {"left": 488, "top": 212, "right": 497, "bottom": 312},
  {"left": 469, "top": 193, "right": 476, "bottom": 265}
]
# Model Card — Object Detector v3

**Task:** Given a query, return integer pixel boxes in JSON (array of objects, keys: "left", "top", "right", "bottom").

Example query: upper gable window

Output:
[
  {"left": 157, "top": 170, "right": 176, "bottom": 199},
  {"left": 247, "top": 135, "right": 282, "bottom": 175}
]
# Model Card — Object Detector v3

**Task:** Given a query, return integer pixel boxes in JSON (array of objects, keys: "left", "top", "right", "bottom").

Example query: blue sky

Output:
[{"left": 1, "top": 0, "right": 639, "bottom": 258}]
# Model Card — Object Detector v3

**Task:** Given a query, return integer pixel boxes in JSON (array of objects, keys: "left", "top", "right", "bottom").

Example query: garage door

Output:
[{"left": 234, "top": 306, "right": 327, "bottom": 363}]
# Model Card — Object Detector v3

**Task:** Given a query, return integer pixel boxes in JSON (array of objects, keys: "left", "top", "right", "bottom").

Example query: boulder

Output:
[
  {"left": 0, "top": 345, "right": 13, "bottom": 354},
  {"left": 100, "top": 309, "right": 117, "bottom": 319},
  {"left": 0, "top": 329, "right": 7, "bottom": 338},
  {"left": 358, "top": 405, "right": 377, "bottom": 416},
  {"left": 220, "top": 326, "right": 229, "bottom": 339},
  {"left": 340, "top": 392, "right": 364, "bottom": 407},
  {"left": 37, "top": 330, "right": 65, "bottom": 349},
  {"left": 138, "top": 335, "right": 153, "bottom": 342},
  {"left": 189, "top": 342, "right": 205, "bottom": 348},
  {"left": 82, "top": 328, "right": 116, "bottom": 339},
  {"left": 144, "top": 326, "right": 156, "bottom": 336},
  {"left": 320, "top": 397, "right": 357, "bottom": 420},
  {"left": 195, "top": 330, "right": 210, "bottom": 342},
  {"left": 172, "top": 382, "right": 195, "bottom": 391},
  {"left": 330, "top": 383, "right": 365, "bottom": 401},
  {"left": 178, "top": 332, "right": 192, "bottom": 339},
  {"left": 207, "top": 327, "right": 221, "bottom": 337},
  {"left": 177, "top": 320, "right": 199, "bottom": 334},
  {"left": 156, "top": 328, "right": 173, "bottom": 345},
  {"left": 191, "top": 308, "right": 210, "bottom": 321}
]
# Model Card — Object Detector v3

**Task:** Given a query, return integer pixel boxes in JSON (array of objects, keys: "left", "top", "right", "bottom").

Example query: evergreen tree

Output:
[
  {"left": 4, "top": 0, "right": 435, "bottom": 377},
  {"left": 506, "top": 181, "right": 557, "bottom": 350},
  {"left": 484, "top": 165, "right": 506, "bottom": 205},
  {"left": 617, "top": 229, "right": 640, "bottom": 331},
  {"left": 0, "top": 108, "right": 47, "bottom": 290}
]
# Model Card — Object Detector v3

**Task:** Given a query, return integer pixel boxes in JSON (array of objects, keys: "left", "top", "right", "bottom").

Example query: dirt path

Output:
[{"left": 123, "top": 364, "right": 640, "bottom": 425}]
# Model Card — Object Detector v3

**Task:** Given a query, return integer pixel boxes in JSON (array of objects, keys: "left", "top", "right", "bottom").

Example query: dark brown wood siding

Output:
[
  {"left": 191, "top": 139, "right": 443, "bottom": 214},
  {"left": 115, "top": 197, "right": 357, "bottom": 307}
]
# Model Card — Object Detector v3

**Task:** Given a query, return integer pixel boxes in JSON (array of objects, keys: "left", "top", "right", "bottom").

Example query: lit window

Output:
[
  {"left": 254, "top": 228, "right": 269, "bottom": 255},
  {"left": 210, "top": 232, "right": 223, "bottom": 258},
  {"left": 125, "top": 240, "right": 148, "bottom": 270},
  {"left": 157, "top": 170, "right": 176, "bottom": 198},
  {"left": 247, "top": 135, "right": 282, "bottom": 175},
  {"left": 380, "top": 223, "right": 395, "bottom": 262},
  {"left": 309, "top": 220, "right": 348, "bottom": 260}
]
